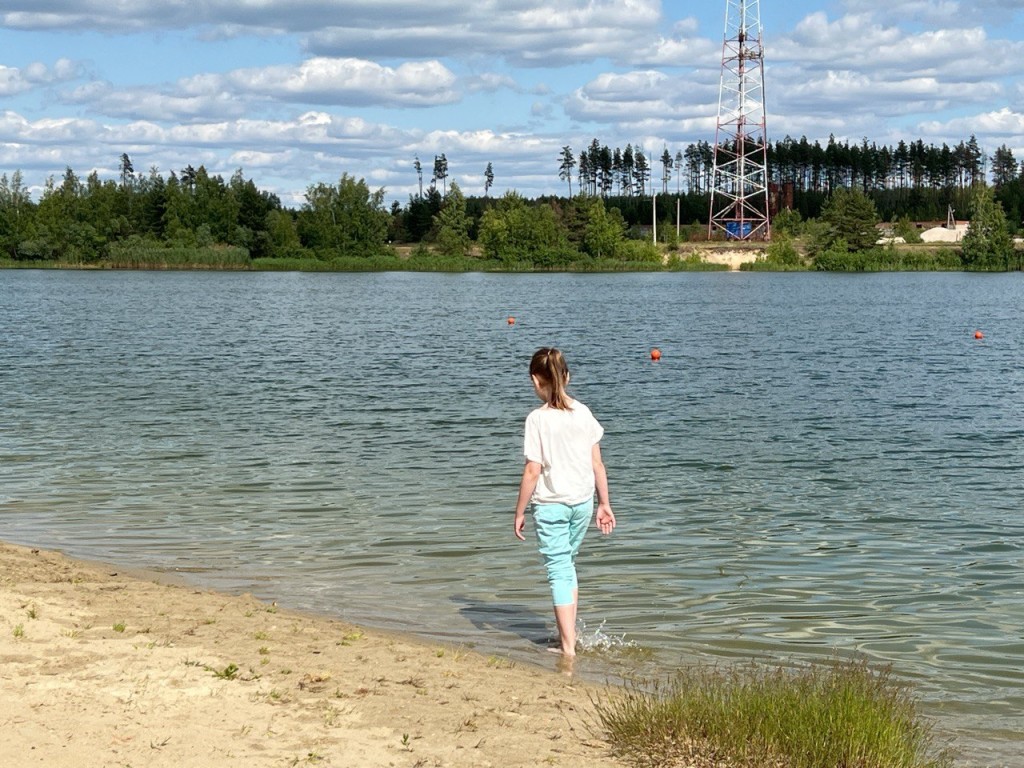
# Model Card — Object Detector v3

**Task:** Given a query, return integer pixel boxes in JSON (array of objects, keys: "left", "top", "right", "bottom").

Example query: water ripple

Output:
[{"left": 2, "top": 270, "right": 1023, "bottom": 765}]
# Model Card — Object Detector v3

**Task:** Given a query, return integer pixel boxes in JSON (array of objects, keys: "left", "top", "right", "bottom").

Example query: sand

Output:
[
  {"left": 0, "top": 540, "right": 625, "bottom": 768},
  {"left": 700, "top": 249, "right": 760, "bottom": 270}
]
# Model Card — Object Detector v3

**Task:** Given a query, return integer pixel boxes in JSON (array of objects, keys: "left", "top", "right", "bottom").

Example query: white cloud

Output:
[
  {"left": 464, "top": 73, "right": 521, "bottom": 94},
  {"left": 4, "top": 1, "right": 666, "bottom": 68},
  {"left": 565, "top": 70, "right": 717, "bottom": 125},
  {"left": 840, "top": 0, "right": 961, "bottom": 24},
  {"left": 0, "top": 59, "right": 83, "bottom": 96},
  {"left": 919, "top": 108, "right": 1024, "bottom": 137},
  {"left": 0, "top": 66, "right": 32, "bottom": 97},
  {"left": 227, "top": 149, "right": 295, "bottom": 169},
  {"left": 771, "top": 67, "right": 1002, "bottom": 120},
  {"left": 775, "top": 13, "right": 1024, "bottom": 80},
  {"left": 305, "top": 0, "right": 663, "bottom": 66},
  {"left": 226, "top": 58, "right": 459, "bottom": 107},
  {"left": 840, "top": 0, "right": 1021, "bottom": 26},
  {"left": 60, "top": 57, "right": 460, "bottom": 121}
]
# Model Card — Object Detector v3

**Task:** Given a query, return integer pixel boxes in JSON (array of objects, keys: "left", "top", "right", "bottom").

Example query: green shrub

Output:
[
  {"left": 743, "top": 234, "right": 808, "bottom": 271},
  {"left": 594, "top": 660, "right": 951, "bottom": 768},
  {"left": 772, "top": 208, "right": 804, "bottom": 237},
  {"left": 617, "top": 239, "right": 663, "bottom": 263},
  {"left": 105, "top": 240, "right": 250, "bottom": 269},
  {"left": 814, "top": 244, "right": 964, "bottom": 272},
  {"left": 666, "top": 251, "right": 730, "bottom": 271}
]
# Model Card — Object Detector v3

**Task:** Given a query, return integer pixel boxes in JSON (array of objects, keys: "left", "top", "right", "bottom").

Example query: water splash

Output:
[{"left": 577, "top": 619, "right": 639, "bottom": 654}]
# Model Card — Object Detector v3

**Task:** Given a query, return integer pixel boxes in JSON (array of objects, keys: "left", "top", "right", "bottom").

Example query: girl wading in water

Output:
[{"left": 513, "top": 347, "right": 616, "bottom": 657}]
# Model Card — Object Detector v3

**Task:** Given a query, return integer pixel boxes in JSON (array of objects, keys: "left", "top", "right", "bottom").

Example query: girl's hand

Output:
[
  {"left": 514, "top": 510, "right": 527, "bottom": 541},
  {"left": 596, "top": 503, "right": 616, "bottom": 535}
]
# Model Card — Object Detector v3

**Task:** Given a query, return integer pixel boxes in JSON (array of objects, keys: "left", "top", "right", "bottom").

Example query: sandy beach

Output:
[{"left": 0, "top": 540, "right": 624, "bottom": 768}]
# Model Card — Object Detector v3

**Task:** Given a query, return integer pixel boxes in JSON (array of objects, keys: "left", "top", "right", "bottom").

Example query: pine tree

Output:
[
  {"left": 961, "top": 186, "right": 1014, "bottom": 270},
  {"left": 433, "top": 182, "right": 472, "bottom": 258}
]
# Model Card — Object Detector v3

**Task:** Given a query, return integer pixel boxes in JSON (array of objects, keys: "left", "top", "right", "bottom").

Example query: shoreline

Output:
[{"left": 0, "top": 540, "right": 622, "bottom": 767}]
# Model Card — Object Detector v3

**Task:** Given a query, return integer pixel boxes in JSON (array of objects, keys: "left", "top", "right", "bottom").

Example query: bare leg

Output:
[
  {"left": 553, "top": 587, "right": 581, "bottom": 656},
  {"left": 554, "top": 603, "right": 576, "bottom": 655}
]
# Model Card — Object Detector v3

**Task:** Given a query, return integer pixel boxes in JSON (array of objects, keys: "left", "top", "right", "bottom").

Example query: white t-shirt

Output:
[{"left": 523, "top": 399, "right": 604, "bottom": 506}]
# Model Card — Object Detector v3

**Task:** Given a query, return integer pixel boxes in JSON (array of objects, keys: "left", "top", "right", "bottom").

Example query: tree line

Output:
[
  {"left": 559, "top": 134, "right": 1024, "bottom": 226},
  {"left": 561, "top": 134, "right": 1020, "bottom": 196},
  {"left": 1, "top": 134, "right": 1022, "bottom": 271}
]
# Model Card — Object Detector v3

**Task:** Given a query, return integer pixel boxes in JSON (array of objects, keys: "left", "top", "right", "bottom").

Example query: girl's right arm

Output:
[
  {"left": 592, "top": 443, "right": 616, "bottom": 535},
  {"left": 514, "top": 460, "right": 543, "bottom": 541}
]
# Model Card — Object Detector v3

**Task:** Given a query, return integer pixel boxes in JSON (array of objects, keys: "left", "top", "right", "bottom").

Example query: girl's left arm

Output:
[
  {"left": 514, "top": 460, "right": 543, "bottom": 541},
  {"left": 592, "top": 443, "right": 616, "bottom": 535}
]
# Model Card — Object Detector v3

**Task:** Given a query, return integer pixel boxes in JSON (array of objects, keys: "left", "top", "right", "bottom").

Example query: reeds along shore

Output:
[{"left": 0, "top": 541, "right": 620, "bottom": 768}]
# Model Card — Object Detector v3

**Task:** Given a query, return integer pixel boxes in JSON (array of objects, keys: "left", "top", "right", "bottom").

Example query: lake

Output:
[{"left": 2, "top": 268, "right": 1022, "bottom": 766}]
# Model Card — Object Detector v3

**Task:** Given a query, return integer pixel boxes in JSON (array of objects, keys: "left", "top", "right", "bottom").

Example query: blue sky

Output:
[{"left": 2, "top": 0, "right": 1022, "bottom": 206}]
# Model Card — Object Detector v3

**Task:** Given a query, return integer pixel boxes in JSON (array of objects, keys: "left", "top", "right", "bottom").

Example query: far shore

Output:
[{"left": 0, "top": 540, "right": 623, "bottom": 767}]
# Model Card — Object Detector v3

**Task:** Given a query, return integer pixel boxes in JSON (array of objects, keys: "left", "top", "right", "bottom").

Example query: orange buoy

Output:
[
  {"left": 974, "top": 330, "right": 984, "bottom": 340},
  {"left": 650, "top": 348, "right": 662, "bottom": 361},
  {"left": 507, "top": 316, "right": 515, "bottom": 325}
]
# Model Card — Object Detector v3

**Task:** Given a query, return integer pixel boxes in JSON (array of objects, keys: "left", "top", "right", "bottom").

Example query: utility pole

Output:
[
  {"left": 653, "top": 191, "right": 657, "bottom": 245},
  {"left": 708, "top": 0, "right": 770, "bottom": 241}
]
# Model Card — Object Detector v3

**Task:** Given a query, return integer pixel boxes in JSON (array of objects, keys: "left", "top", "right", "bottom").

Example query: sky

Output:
[{"left": 2, "top": 0, "right": 1023, "bottom": 207}]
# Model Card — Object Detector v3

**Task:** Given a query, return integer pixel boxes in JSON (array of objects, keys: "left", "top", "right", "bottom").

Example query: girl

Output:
[{"left": 514, "top": 347, "right": 616, "bottom": 657}]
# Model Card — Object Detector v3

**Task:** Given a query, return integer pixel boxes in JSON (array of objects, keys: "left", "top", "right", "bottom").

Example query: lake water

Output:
[{"left": 2, "top": 269, "right": 1023, "bottom": 766}]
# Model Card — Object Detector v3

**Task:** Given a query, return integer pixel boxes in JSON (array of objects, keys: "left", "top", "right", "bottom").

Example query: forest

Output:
[{"left": 0, "top": 133, "right": 1022, "bottom": 272}]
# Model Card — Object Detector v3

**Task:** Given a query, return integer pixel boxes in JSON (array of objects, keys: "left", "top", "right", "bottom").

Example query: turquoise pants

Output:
[{"left": 532, "top": 499, "right": 594, "bottom": 606}]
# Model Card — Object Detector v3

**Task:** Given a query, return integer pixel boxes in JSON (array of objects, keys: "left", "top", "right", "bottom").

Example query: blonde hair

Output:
[{"left": 530, "top": 347, "right": 572, "bottom": 410}]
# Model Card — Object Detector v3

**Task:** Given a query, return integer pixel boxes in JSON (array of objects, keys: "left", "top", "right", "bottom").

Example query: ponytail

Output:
[{"left": 529, "top": 347, "right": 572, "bottom": 410}]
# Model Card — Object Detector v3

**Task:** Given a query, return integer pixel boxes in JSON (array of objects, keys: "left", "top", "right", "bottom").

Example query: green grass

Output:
[
  {"left": 104, "top": 244, "right": 251, "bottom": 269},
  {"left": 592, "top": 659, "right": 952, "bottom": 768}
]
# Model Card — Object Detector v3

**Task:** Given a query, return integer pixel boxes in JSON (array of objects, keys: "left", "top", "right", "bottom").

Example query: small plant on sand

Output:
[
  {"left": 321, "top": 703, "right": 348, "bottom": 727},
  {"left": 113, "top": 622, "right": 126, "bottom": 633},
  {"left": 593, "top": 659, "right": 953, "bottom": 768},
  {"left": 254, "top": 631, "right": 269, "bottom": 640},
  {"left": 401, "top": 733, "right": 412, "bottom": 751},
  {"left": 287, "top": 752, "right": 324, "bottom": 766},
  {"left": 341, "top": 630, "right": 364, "bottom": 645},
  {"left": 210, "top": 663, "right": 240, "bottom": 680},
  {"left": 13, "top": 623, "right": 25, "bottom": 639},
  {"left": 26, "top": 605, "right": 38, "bottom": 619}
]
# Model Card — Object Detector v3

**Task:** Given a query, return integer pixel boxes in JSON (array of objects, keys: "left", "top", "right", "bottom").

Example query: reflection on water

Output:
[{"left": 2, "top": 269, "right": 1023, "bottom": 766}]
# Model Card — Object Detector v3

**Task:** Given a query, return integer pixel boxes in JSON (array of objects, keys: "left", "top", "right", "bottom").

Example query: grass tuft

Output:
[
  {"left": 593, "top": 659, "right": 952, "bottom": 768},
  {"left": 204, "top": 662, "right": 240, "bottom": 680}
]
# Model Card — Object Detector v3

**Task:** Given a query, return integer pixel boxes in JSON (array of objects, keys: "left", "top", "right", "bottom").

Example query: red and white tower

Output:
[{"left": 708, "top": 0, "right": 770, "bottom": 241}]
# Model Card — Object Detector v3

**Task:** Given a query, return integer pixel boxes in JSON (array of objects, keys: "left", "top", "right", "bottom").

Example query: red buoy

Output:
[
  {"left": 650, "top": 348, "right": 662, "bottom": 361},
  {"left": 974, "top": 330, "right": 984, "bottom": 340},
  {"left": 507, "top": 317, "right": 516, "bottom": 325}
]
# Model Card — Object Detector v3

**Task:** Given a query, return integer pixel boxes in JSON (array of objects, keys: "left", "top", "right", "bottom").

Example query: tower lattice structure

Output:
[{"left": 708, "top": 0, "right": 770, "bottom": 241}]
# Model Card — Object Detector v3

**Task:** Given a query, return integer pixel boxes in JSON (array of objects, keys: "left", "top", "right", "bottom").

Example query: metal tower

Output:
[{"left": 708, "top": 0, "right": 770, "bottom": 241}]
